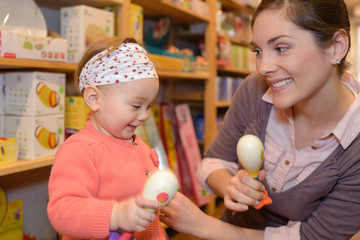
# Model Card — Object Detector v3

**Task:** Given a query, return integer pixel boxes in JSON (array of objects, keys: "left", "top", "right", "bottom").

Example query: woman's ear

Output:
[
  {"left": 331, "top": 30, "right": 349, "bottom": 65},
  {"left": 83, "top": 85, "right": 101, "bottom": 112}
]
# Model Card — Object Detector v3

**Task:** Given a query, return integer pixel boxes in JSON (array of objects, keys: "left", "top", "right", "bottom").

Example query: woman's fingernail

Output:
[
  {"left": 242, "top": 205, "right": 248, "bottom": 210},
  {"left": 262, "top": 194, "right": 266, "bottom": 200},
  {"left": 261, "top": 186, "right": 265, "bottom": 191},
  {"left": 255, "top": 200, "right": 260, "bottom": 206}
]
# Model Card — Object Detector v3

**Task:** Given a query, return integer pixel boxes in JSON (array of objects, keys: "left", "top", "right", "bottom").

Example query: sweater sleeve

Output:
[
  {"left": 47, "top": 141, "right": 116, "bottom": 239},
  {"left": 300, "top": 153, "right": 360, "bottom": 240}
]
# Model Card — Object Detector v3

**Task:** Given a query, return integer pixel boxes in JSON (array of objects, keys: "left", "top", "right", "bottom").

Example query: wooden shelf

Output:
[
  {"left": 0, "top": 58, "right": 77, "bottom": 73},
  {"left": 216, "top": 100, "right": 231, "bottom": 108},
  {"left": 217, "top": 33, "right": 251, "bottom": 47},
  {"left": 132, "top": 0, "right": 210, "bottom": 23},
  {"left": 0, "top": 156, "right": 55, "bottom": 177},
  {"left": 158, "top": 70, "right": 209, "bottom": 80},
  {"left": 217, "top": 66, "right": 253, "bottom": 75},
  {"left": 35, "top": 0, "right": 124, "bottom": 9},
  {"left": 170, "top": 91, "right": 204, "bottom": 101},
  {"left": 219, "top": 0, "right": 255, "bottom": 14}
]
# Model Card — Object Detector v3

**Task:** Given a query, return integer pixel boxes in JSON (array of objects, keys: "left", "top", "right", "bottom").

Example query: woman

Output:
[{"left": 160, "top": 0, "right": 360, "bottom": 239}]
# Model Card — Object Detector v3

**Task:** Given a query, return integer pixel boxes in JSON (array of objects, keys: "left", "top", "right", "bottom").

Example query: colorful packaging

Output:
[
  {"left": 129, "top": 4, "right": 143, "bottom": 41},
  {"left": 0, "top": 30, "right": 67, "bottom": 62},
  {"left": 5, "top": 72, "right": 65, "bottom": 116},
  {"left": 65, "top": 96, "right": 90, "bottom": 137},
  {"left": 4, "top": 115, "right": 64, "bottom": 160},
  {"left": 61, "top": 5, "right": 114, "bottom": 62},
  {"left": 0, "top": 138, "right": 17, "bottom": 166}
]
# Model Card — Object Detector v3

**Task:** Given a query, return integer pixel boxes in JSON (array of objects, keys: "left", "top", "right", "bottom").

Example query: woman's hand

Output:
[
  {"left": 110, "top": 196, "right": 158, "bottom": 232},
  {"left": 160, "top": 192, "right": 207, "bottom": 237},
  {"left": 224, "top": 169, "right": 266, "bottom": 212}
]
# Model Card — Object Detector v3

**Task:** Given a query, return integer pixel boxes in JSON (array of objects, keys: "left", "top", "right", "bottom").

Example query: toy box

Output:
[
  {"left": 61, "top": 5, "right": 114, "bottom": 62},
  {"left": 129, "top": 4, "right": 143, "bottom": 41},
  {"left": 4, "top": 115, "right": 64, "bottom": 160},
  {"left": 0, "top": 30, "right": 67, "bottom": 62},
  {"left": 0, "top": 198, "right": 23, "bottom": 240},
  {"left": 0, "top": 138, "right": 17, "bottom": 166},
  {"left": 5, "top": 72, "right": 65, "bottom": 116},
  {"left": 65, "top": 96, "right": 90, "bottom": 137}
]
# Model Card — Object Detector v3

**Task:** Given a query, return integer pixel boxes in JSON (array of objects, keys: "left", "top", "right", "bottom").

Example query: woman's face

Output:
[{"left": 251, "top": 9, "right": 336, "bottom": 109}]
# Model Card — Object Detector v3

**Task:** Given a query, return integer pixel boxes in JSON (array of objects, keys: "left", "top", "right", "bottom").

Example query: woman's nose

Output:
[{"left": 257, "top": 54, "right": 277, "bottom": 76}]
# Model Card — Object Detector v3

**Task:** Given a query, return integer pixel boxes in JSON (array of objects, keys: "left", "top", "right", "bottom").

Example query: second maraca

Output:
[{"left": 236, "top": 134, "right": 272, "bottom": 209}]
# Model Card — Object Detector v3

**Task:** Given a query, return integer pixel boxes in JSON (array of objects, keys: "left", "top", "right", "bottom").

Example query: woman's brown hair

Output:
[
  {"left": 251, "top": 0, "right": 351, "bottom": 74},
  {"left": 74, "top": 37, "right": 141, "bottom": 94}
]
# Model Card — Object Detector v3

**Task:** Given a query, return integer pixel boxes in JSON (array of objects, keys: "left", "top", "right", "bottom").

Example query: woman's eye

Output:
[
  {"left": 276, "top": 47, "right": 287, "bottom": 53},
  {"left": 250, "top": 48, "right": 262, "bottom": 56},
  {"left": 132, "top": 105, "right": 141, "bottom": 109}
]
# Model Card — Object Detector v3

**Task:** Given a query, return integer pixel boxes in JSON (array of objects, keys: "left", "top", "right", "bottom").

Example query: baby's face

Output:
[{"left": 95, "top": 78, "right": 159, "bottom": 140}]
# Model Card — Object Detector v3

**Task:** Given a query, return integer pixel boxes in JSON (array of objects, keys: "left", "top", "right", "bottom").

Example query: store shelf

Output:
[
  {"left": 217, "top": 33, "right": 251, "bottom": 47},
  {"left": 0, "top": 58, "right": 77, "bottom": 73},
  {"left": 157, "top": 70, "right": 210, "bottom": 80},
  {"left": 0, "top": 156, "right": 55, "bottom": 177},
  {"left": 132, "top": 0, "right": 210, "bottom": 23},
  {"left": 170, "top": 91, "right": 204, "bottom": 101},
  {"left": 35, "top": 0, "right": 124, "bottom": 9},
  {"left": 217, "top": 66, "right": 253, "bottom": 75},
  {"left": 216, "top": 100, "right": 231, "bottom": 108},
  {"left": 219, "top": 0, "right": 255, "bottom": 14}
]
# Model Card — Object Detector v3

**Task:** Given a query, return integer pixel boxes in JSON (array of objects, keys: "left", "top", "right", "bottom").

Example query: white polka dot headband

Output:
[{"left": 79, "top": 43, "right": 158, "bottom": 91}]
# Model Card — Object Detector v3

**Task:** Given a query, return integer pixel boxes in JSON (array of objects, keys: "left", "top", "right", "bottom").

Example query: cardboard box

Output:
[
  {"left": 61, "top": 5, "right": 114, "bottom": 62},
  {"left": 4, "top": 115, "right": 64, "bottom": 160},
  {"left": 5, "top": 72, "right": 65, "bottom": 116},
  {"left": 0, "top": 138, "right": 17, "bottom": 166},
  {"left": 0, "top": 30, "right": 67, "bottom": 62},
  {"left": 65, "top": 96, "right": 90, "bottom": 137}
]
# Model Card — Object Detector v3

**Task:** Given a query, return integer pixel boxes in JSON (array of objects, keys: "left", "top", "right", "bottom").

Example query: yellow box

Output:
[
  {"left": 129, "top": 4, "right": 143, "bottom": 41},
  {"left": 65, "top": 96, "right": 90, "bottom": 131},
  {"left": 0, "top": 138, "right": 17, "bottom": 166},
  {"left": 148, "top": 54, "right": 184, "bottom": 72}
]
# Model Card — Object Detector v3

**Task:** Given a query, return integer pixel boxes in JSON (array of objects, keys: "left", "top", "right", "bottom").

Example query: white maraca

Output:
[
  {"left": 236, "top": 134, "right": 264, "bottom": 180},
  {"left": 142, "top": 169, "right": 179, "bottom": 212}
]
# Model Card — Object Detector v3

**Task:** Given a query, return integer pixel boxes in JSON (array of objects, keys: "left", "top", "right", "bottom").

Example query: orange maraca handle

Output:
[{"left": 254, "top": 190, "right": 272, "bottom": 210}]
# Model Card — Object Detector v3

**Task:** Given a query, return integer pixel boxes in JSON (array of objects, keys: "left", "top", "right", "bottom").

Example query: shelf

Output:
[
  {"left": 170, "top": 91, "right": 204, "bottom": 101},
  {"left": 0, "top": 156, "right": 55, "bottom": 177},
  {"left": 217, "top": 66, "right": 253, "bottom": 75},
  {"left": 0, "top": 58, "right": 77, "bottom": 73},
  {"left": 219, "top": 0, "right": 255, "bottom": 14},
  {"left": 217, "top": 33, "right": 251, "bottom": 47},
  {"left": 132, "top": 0, "right": 210, "bottom": 23},
  {"left": 216, "top": 100, "right": 231, "bottom": 108},
  {"left": 35, "top": 0, "right": 124, "bottom": 9},
  {"left": 157, "top": 70, "right": 209, "bottom": 80}
]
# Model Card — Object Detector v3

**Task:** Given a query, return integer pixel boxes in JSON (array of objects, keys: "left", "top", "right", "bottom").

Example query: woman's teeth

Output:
[{"left": 273, "top": 78, "right": 293, "bottom": 87}]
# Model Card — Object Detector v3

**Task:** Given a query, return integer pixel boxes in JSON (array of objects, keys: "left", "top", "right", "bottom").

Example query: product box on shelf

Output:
[
  {"left": 129, "top": 4, "right": 143, "bottom": 41},
  {"left": 5, "top": 72, "right": 65, "bottom": 116},
  {"left": 0, "top": 30, "right": 67, "bottom": 62},
  {"left": 4, "top": 115, "right": 64, "bottom": 160},
  {"left": 61, "top": 5, "right": 114, "bottom": 62},
  {"left": 65, "top": 96, "right": 90, "bottom": 137},
  {"left": 0, "top": 137, "right": 17, "bottom": 166}
]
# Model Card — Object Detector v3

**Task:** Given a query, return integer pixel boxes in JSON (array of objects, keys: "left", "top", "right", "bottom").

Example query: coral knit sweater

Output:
[{"left": 47, "top": 121, "right": 166, "bottom": 240}]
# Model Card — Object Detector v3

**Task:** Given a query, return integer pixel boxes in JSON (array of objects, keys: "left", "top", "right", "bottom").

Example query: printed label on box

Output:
[
  {"left": 4, "top": 115, "right": 64, "bottom": 160},
  {"left": 5, "top": 72, "right": 65, "bottom": 116}
]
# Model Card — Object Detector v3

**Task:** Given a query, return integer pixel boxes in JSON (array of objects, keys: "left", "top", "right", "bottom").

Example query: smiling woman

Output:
[{"left": 160, "top": 1, "right": 360, "bottom": 240}]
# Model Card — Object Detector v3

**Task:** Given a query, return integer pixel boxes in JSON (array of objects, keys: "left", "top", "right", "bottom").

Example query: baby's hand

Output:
[
  {"left": 111, "top": 196, "right": 158, "bottom": 232},
  {"left": 224, "top": 169, "right": 266, "bottom": 212}
]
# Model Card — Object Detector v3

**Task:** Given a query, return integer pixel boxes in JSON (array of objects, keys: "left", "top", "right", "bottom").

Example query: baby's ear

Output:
[{"left": 83, "top": 85, "right": 101, "bottom": 112}]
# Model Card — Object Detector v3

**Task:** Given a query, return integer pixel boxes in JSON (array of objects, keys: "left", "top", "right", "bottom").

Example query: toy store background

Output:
[{"left": 0, "top": 0, "right": 359, "bottom": 239}]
